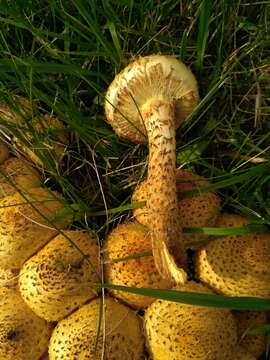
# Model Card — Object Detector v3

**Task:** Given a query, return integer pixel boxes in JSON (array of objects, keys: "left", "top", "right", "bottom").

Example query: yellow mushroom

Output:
[
  {"left": 196, "top": 213, "right": 270, "bottom": 298},
  {"left": 0, "top": 287, "right": 51, "bottom": 360},
  {"left": 48, "top": 296, "right": 145, "bottom": 360},
  {"left": 0, "top": 187, "right": 69, "bottom": 268},
  {"left": 144, "top": 281, "right": 238, "bottom": 360},
  {"left": 0, "top": 96, "right": 67, "bottom": 167},
  {"left": 19, "top": 230, "right": 101, "bottom": 321},
  {"left": 105, "top": 54, "right": 199, "bottom": 283},
  {"left": 132, "top": 169, "right": 220, "bottom": 248},
  {"left": 104, "top": 221, "right": 174, "bottom": 309},
  {"left": 0, "top": 157, "right": 41, "bottom": 198}
]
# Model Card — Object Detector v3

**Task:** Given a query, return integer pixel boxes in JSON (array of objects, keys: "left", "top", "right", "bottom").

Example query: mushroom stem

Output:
[{"left": 142, "top": 98, "right": 187, "bottom": 283}]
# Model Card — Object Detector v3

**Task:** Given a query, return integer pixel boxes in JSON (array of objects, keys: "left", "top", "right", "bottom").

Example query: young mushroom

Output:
[
  {"left": 0, "top": 96, "right": 67, "bottom": 167},
  {"left": 196, "top": 213, "right": 270, "bottom": 298},
  {"left": 0, "top": 187, "right": 69, "bottom": 269},
  {"left": 104, "top": 221, "right": 174, "bottom": 309},
  {"left": 144, "top": 281, "right": 238, "bottom": 360},
  {"left": 19, "top": 230, "right": 100, "bottom": 321},
  {"left": 105, "top": 54, "right": 199, "bottom": 283},
  {"left": 49, "top": 296, "right": 145, "bottom": 359},
  {"left": 0, "top": 287, "right": 51, "bottom": 360}
]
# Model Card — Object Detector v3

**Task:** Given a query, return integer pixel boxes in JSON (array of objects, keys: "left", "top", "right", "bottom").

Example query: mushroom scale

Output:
[
  {"left": 104, "top": 222, "right": 174, "bottom": 309},
  {"left": 0, "top": 157, "right": 41, "bottom": 198},
  {"left": 0, "top": 187, "right": 69, "bottom": 268},
  {"left": 0, "top": 287, "right": 51, "bottom": 360},
  {"left": 144, "top": 281, "right": 238, "bottom": 360},
  {"left": 19, "top": 230, "right": 101, "bottom": 321},
  {"left": 132, "top": 169, "right": 221, "bottom": 248},
  {"left": 105, "top": 55, "right": 199, "bottom": 283},
  {"left": 49, "top": 296, "right": 145, "bottom": 360},
  {"left": 233, "top": 311, "right": 268, "bottom": 358},
  {"left": 196, "top": 213, "right": 270, "bottom": 298}
]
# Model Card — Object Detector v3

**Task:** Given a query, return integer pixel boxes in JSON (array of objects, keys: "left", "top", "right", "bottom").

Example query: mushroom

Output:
[
  {"left": 0, "top": 140, "right": 9, "bottom": 164},
  {"left": 196, "top": 213, "right": 270, "bottom": 298},
  {"left": 144, "top": 281, "right": 238, "bottom": 360},
  {"left": 0, "top": 187, "right": 70, "bottom": 268},
  {"left": 105, "top": 54, "right": 199, "bottom": 283},
  {"left": 233, "top": 311, "right": 268, "bottom": 358},
  {"left": 49, "top": 296, "right": 145, "bottom": 359},
  {"left": 19, "top": 230, "right": 100, "bottom": 321},
  {"left": 132, "top": 169, "right": 221, "bottom": 248},
  {"left": 0, "top": 96, "right": 67, "bottom": 167},
  {"left": 0, "top": 287, "right": 51, "bottom": 360},
  {"left": 0, "top": 157, "right": 41, "bottom": 198},
  {"left": 104, "top": 221, "right": 174, "bottom": 309}
]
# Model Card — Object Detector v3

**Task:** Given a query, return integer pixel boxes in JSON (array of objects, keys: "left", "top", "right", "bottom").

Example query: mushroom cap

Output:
[
  {"left": 0, "top": 140, "right": 9, "bottom": 164},
  {"left": 0, "top": 157, "right": 41, "bottom": 198},
  {"left": 104, "top": 222, "right": 174, "bottom": 309},
  {"left": 196, "top": 213, "right": 270, "bottom": 297},
  {"left": 0, "top": 96, "right": 67, "bottom": 166},
  {"left": 105, "top": 54, "right": 199, "bottom": 143},
  {"left": 144, "top": 281, "right": 238, "bottom": 360},
  {"left": 49, "top": 296, "right": 145, "bottom": 360},
  {"left": 233, "top": 311, "right": 268, "bottom": 358},
  {"left": 232, "top": 346, "right": 256, "bottom": 360},
  {"left": 132, "top": 169, "right": 220, "bottom": 248},
  {"left": 0, "top": 287, "right": 51, "bottom": 360},
  {"left": 0, "top": 187, "right": 69, "bottom": 268},
  {"left": 19, "top": 230, "right": 100, "bottom": 321}
]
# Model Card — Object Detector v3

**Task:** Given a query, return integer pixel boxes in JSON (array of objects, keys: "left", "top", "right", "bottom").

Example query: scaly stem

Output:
[{"left": 142, "top": 98, "right": 187, "bottom": 284}]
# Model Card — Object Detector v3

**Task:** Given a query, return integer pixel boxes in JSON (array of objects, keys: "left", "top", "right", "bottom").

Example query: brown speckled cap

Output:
[
  {"left": 0, "top": 187, "right": 69, "bottom": 268},
  {"left": 144, "top": 281, "right": 238, "bottom": 360},
  {"left": 104, "top": 222, "right": 174, "bottom": 309},
  {"left": 49, "top": 296, "right": 145, "bottom": 360},
  {"left": 0, "top": 287, "right": 51, "bottom": 360},
  {"left": 19, "top": 230, "right": 100, "bottom": 321},
  {"left": 196, "top": 213, "right": 270, "bottom": 298}
]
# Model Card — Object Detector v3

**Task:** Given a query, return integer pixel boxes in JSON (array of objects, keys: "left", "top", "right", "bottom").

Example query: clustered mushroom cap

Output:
[
  {"left": 0, "top": 96, "right": 67, "bottom": 166},
  {"left": 132, "top": 169, "right": 220, "bottom": 248},
  {"left": 19, "top": 230, "right": 100, "bottom": 321},
  {"left": 0, "top": 187, "right": 69, "bottom": 268},
  {"left": 105, "top": 54, "right": 199, "bottom": 143},
  {"left": 0, "top": 287, "right": 51, "bottom": 360},
  {"left": 144, "top": 281, "right": 238, "bottom": 360},
  {"left": 49, "top": 296, "right": 145, "bottom": 360},
  {"left": 0, "top": 141, "right": 9, "bottom": 164},
  {"left": 104, "top": 222, "right": 174, "bottom": 309},
  {"left": 232, "top": 345, "right": 256, "bottom": 360},
  {"left": 233, "top": 310, "right": 268, "bottom": 358},
  {"left": 0, "top": 157, "right": 41, "bottom": 198},
  {"left": 196, "top": 213, "right": 270, "bottom": 298}
]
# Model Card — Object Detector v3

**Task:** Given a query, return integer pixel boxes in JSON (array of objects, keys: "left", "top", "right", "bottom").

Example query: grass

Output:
[{"left": 0, "top": 0, "right": 269, "bottom": 356}]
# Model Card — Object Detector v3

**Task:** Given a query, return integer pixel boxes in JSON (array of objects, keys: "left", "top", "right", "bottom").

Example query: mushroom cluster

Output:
[{"left": 0, "top": 56, "right": 268, "bottom": 360}]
